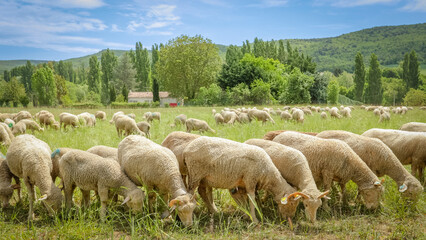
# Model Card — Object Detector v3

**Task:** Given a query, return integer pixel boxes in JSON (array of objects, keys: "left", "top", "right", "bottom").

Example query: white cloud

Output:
[
  {"left": 402, "top": 0, "right": 426, "bottom": 12},
  {"left": 314, "top": 0, "right": 399, "bottom": 7},
  {"left": 22, "top": 0, "right": 105, "bottom": 9},
  {"left": 126, "top": 4, "right": 181, "bottom": 33},
  {"left": 111, "top": 24, "right": 123, "bottom": 32}
]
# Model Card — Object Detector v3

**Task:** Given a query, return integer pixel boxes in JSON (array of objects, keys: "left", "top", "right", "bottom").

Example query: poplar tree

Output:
[
  {"left": 151, "top": 44, "right": 160, "bottom": 102},
  {"left": 88, "top": 55, "right": 100, "bottom": 93},
  {"left": 364, "top": 53, "right": 382, "bottom": 104},
  {"left": 353, "top": 52, "right": 365, "bottom": 101},
  {"left": 101, "top": 49, "right": 117, "bottom": 105}
]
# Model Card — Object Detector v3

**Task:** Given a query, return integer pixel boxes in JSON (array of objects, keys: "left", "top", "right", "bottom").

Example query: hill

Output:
[{"left": 0, "top": 60, "right": 49, "bottom": 73}]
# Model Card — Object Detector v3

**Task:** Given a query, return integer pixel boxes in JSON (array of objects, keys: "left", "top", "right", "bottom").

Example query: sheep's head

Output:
[
  {"left": 0, "top": 184, "right": 20, "bottom": 208},
  {"left": 169, "top": 194, "right": 197, "bottom": 227},
  {"left": 399, "top": 178, "right": 424, "bottom": 201},
  {"left": 359, "top": 180, "right": 384, "bottom": 209},
  {"left": 303, "top": 191, "right": 330, "bottom": 223},
  {"left": 41, "top": 183, "right": 63, "bottom": 212},
  {"left": 122, "top": 188, "right": 145, "bottom": 213},
  {"left": 278, "top": 192, "right": 304, "bottom": 219}
]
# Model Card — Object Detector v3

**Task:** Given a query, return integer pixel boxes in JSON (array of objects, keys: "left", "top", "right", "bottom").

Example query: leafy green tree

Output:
[
  {"left": 156, "top": 35, "right": 221, "bottom": 99},
  {"left": 251, "top": 79, "right": 272, "bottom": 104},
  {"left": 230, "top": 83, "right": 251, "bottom": 105},
  {"left": 1, "top": 78, "right": 26, "bottom": 107},
  {"left": 241, "top": 40, "right": 251, "bottom": 55},
  {"left": 310, "top": 72, "right": 330, "bottom": 103},
  {"left": 280, "top": 68, "right": 314, "bottom": 104},
  {"left": 195, "top": 83, "right": 222, "bottom": 105},
  {"left": 403, "top": 88, "right": 426, "bottom": 106},
  {"left": 382, "top": 77, "right": 405, "bottom": 105},
  {"left": 109, "top": 86, "right": 116, "bottom": 103},
  {"left": 77, "top": 63, "right": 87, "bottom": 84},
  {"left": 402, "top": 53, "right": 410, "bottom": 87},
  {"left": 327, "top": 79, "right": 339, "bottom": 104},
  {"left": 31, "top": 67, "right": 57, "bottom": 106},
  {"left": 21, "top": 60, "right": 34, "bottom": 93},
  {"left": 151, "top": 44, "right": 160, "bottom": 102},
  {"left": 55, "top": 74, "right": 68, "bottom": 104},
  {"left": 408, "top": 50, "right": 420, "bottom": 90},
  {"left": 113, "top": 52, "right": 136, "bottom": 90},
  {"left": 382, "top": 68, "right": 399, "bottom": 78},
  {"left": 364, "top": 53, "right": 383, "bottom": 104},
  {"left": 353, "top": 52, "right": 365, "bottom": 101},
  {"left": 3, "top": 70, "right": 11, "bottom": 82},
  {"left": 277, "top": 40, "right": 286, "bottom": 64},
  {"left": 122, "top": 85, "right": 129, "bottom": 102},
  {"left": 134, "top": 42, "right": 150, "bottom": 91},
  {"left": 88, "top": 56, "right": 100, "bottom": 93},
  {"left": 253, "top": 37, "right": 265, "bottom": 58},
  {"left": 101, "top": 49, "right": 117, "bottom": 104}
]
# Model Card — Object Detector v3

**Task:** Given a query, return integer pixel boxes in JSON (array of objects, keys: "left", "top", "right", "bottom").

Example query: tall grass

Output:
[{"left": 0, "top": 105, "right": 425, "bottom": 239}]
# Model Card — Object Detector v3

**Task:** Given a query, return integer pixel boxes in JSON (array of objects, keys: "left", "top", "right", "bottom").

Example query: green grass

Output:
[{"left": 0, "top": 105, "right": 425, "bottom": 239}]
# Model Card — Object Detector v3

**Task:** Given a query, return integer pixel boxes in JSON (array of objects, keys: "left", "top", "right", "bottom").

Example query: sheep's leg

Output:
[
  {"left": 13, "top": 175, "right": 21, "bottom": 203},
  {"left": 187, "top": 173, "right": 201, "bottom": 195},
  {"left": 198, "top": 183, "right": 217, "bottom": 214},
  {"left": 24, "top": 178, "right": 35, "bottom": 221},
  {"left": 98, "top": 186, "right": 109, "bottom": 222},
  {"left": 64, "top": 180, "right": 76, "bottom": 210},
  {"left": 81, "top": 190, "right": 91, "bottom": 208},
  {"left": 246, "top": 190, "right": 258, "bottom": 223},
  {"left": 321, "top": 174, "right": 333, "bottom": 211},
  {"left": 339, "top": 182, "right": 347, "bottom": 205}
]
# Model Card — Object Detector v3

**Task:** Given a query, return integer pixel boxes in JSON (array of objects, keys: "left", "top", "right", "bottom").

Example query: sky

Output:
[{"left": 0, "top": 0, "right": 425, "bottom": 61}]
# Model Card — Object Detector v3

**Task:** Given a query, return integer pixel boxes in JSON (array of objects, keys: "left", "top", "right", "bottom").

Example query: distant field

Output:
[{"left": 0, "top": 106, "right": 425, "bottom": 239}]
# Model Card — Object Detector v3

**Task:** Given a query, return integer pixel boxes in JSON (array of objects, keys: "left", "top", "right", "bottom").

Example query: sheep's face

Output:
[
  {"left": 0, "top": 187, "right": 14, "bottom": 208},
  {"left": 45, "top": 185, "right": 63, "bottom": 211},
  {"left": 169, "top": 194, "right": 197, "bottom": 227},
  {"left": 302, "top": 198, "right": 322, "bottom": 223},
  {"left": 278, "top": 194, "right": 302, "bottom": 219},
  {"left": 126, "top": 189, "right": 145, "bottom": 213},
  {"left": 360, "top": 184, "right": 384, "bottom": 209},
  {"left": 400, "top": 180, "right": 424, "bottom": 201}
]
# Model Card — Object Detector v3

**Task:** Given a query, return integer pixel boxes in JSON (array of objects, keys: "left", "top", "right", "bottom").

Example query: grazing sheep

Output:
[
  {"left": 115, "top": 115, "right": 145, "bottom": 137},
  {"left": 6, "top": 135, "right": 63, "bottom": 221},
  {"left": 222, "top": 111, "right": 239, "bottom": 124},
  {"left": 95, "top": 111, "right": 107, "bottom": 120},
  {"left": 379, "top": 111, "right": 390, "bottom": 123},
  {"left": 59, "top": 113, "right": 79, "bottom": 130},
  {"left": 136, "top": 121, "right": 151, "bottom": 138},
  {"left": 110, "top": 111, "right": 124, "bottom": 124},
  {"left": 38, "top": 112, "right": 57, "bottom": 129},
  {"left": 244, "top": 139, "right": 330, "bottom": 223},
  {"left": 280, "top": 110, "right": 292, "bottom": 120},
  {"left": 263, "top": 130, "right": 318, "bottom": 141},
  {"left": 341, "top": 107, "right": 352, "bottom": 118},
  {"left": 50, "top": 147, "right": 74, "bottom": 182},
  {"left": 0, "top": 154, "right": 21, "bottom": 208},
  {"left": 362, "top": 129, "right": 426, "bottom": 182},
  {"left": 291, "top": 109, "right": 304, "bottom": 123},
  {"left": 320, "top": 112, "right": 327, "bottom": 119},
  {"left": 78, "top": 112, "right": 96, "bottom": 127},
  {"left": 0, "top": 124, "right": 13, "bottom": 146},
  {"left": 0, "top": 113, "right": 16, "bottom": 122},
  {"left": 301, "top": 108, "right": 313, "bottom": 116},
  {"left": 238, "top": 113, "right": 251, "bottom": 123},
  {"left": 212, "top": 109, "right": 216, "bottom": 116},
  {"left": 273, "top": 131, "right": 384, "bottom": 209},
  {"left": 4, "top": 118, "right": 15, "bottom": 128},
  {"left": 127, "top": 113, "right": 136, "bottom": 119},
  {"left": 19, "top": 119, "right": 44, "bottom": 133},
  {"left": 118, "top": 135, "right": 196, "bottom": 226},
  {"left": 13, "top": 111, "right": 32, "bottom": 122},
  {"left": 330, "top": 107, "right": 342, "bottom": 119},
  {"left": 248, "top": 109, "right": 275, "bottom": 124},
  {"left": 59, "top": 150, "right": 145, "bottom": 221},
  {"left": 401, "top": 106, "right": 408, "bottom": 115},
  {"left": 12, "top": 121, "right": 26, "bottom": 135},
  {"left": 186, "top": 118, "right": 215, "bottom": 133},
  {"left": 146, "top": 112, "right": 161, "bottom": 123},
  {"left": 400, "top": 122, "right": 426, "bottom": 132},
  {"left": 214, "top": 113, "right": 224, "bottom": 125},
  {"left": 317, "top": 130, "right": 423, "bottom": 200},
  {"left": 373, "top": 108, "right": 381, "bottom": 116},
  {"left": 174, "top": 114, "right": 187, "bottom": 126},
  {"left": 87, "top": 145, "right": 118, "bottom": 162},
  {"left": 183, "top": 136, "right": 303, "bottom": 224}
]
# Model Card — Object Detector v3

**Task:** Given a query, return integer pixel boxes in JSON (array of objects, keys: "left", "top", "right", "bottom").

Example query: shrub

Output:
[
  {"left": 403, "top": 88, "right": 426, "bottom": 106},
  {"left": 327, "top": 79, "right": 339, "bottom": 104}
]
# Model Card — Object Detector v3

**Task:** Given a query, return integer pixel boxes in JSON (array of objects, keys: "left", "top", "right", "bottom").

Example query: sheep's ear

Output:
[
  {"left": 121, "top": 196, "right": 131, "bottom": 205},
  {"left": 38, "top": 194, "right": 48, "bottom": 202},
  {"left": 318, "top": 190, "right": 330, "bottom": 199},
  {"left": 281, "top": 196, "right": 288, "bottom": 205},
  {"left": 399, "top": 184, "right": 408, "bottom": 193}
]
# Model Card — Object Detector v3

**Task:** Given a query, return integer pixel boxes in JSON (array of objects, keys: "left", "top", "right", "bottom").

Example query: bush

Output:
[
  {"left": 151, "top": 101, "right": 160, "bottom": 108},
  {"left": 110, "top": 102, "right": 150, "bottom": 108},
  {"left": 194, "top": 83, "right": 222, "bottom": 106},
  {"left": 403, "top": 88, "right": 426, "bottom": 106},
  {"left": 19, "top": 95, "right": 30, "bottom": 107},
  {"left": 70, "top": 102, "right": 103, "bottom": 109},
  {"left": 251, "top": 79, "right": 272, "bottom": 105},
  {"left": 327, "top": 79, "right": 339, "bottom": 104},
  {"left": 230, "top": 83, "right": 251, "bottom": 105}
]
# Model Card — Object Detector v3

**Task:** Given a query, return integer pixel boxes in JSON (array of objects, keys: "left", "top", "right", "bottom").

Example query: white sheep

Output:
[
  {"left": 174, "top": 114, "right": 187, "bottom": 126},
  {"left": 4, "top": 118, "right": 15, "bottom": 128},
  {"left": 186, "top": 118, "right": 215, "bottom": 133},
  {"left": 320, "top": 111, "right": 327, "bottom": 119},
  {"left": 292, "top": 109, "right": 304, "bottom": 123},
  {"left": 341, "top": 107, "right": 352, "bottom": 118},
  {"left": 115, "top": 115, "right": 145, "bottom": 137},
  {"left": 248, "top": 109, "right": 275, "bottom": 124},
  {"left": 330, "top": 107, "right": 342, "bottom": 118},
  {"left": 59, "top": 113, "right": 79, "bottom": 130},
  {"left": 280, "top": 110, "right": 292, "bottom": 121},
  {"left": 0, "top": 113, "right": 16, "bottom": 122},
  {"left": 317, "top": 130, "right": 423, "bottom": 200},
  {"left": 214, "top": 113, "right": 224, "bottom": 125},
  {"left": 379, "top": 111, "right": 390, "bottom": 123},
  {"left": 221, "top": 111, "right": 239, "bottom": 124},
  {"left": 6, "top": 135, "right": 63, "bottom": 221},
  {"left": 400, "top": 122, "right": 426, "bottom": 132},
  {"left": 110, "top": 111, "right": 124, "bottom": 124},
  {"left": 19, "top": 119, "right": 44, "bottom": 133},
  {"left": 95, "top": 111, "right": 107, "bottom": 120},
  {"left": 146, "top": 112, "right": 161, "bottom": 123},
  {"left": 0, "top": 153, "right": 21, "bottom": 208},
  {"left": 12, "top": 121, "right": 26, "bottom": 135},
  {"left": 77, "top": 112, "right": 96, "bottom": 127},
  {"left": 118, "top": 135, "right": 196, "bottom": 226},
  {"left": 0, "top": 123, "right": 13, "bottom": 146},
  {"left": 136, "top": 121, "right": 151, "bottom": 138},
  {"left": 273, "top": 131, "right": 384, "bottom": 210},
  {"left": 13, "top": 111, "right": 32, "bottom": 122},
  {"left": 50, "top": 147, "right": 75, "bottom": 182},
  {"left": 59, "top": 149, "right": 145, "bottom": 221},
  {"left": 87, "top": 145, "right": 118, "bottom": 162}
]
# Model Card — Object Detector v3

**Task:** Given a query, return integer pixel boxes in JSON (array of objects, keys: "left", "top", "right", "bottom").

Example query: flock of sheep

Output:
[{"left": 0, "top": 107, "right": 425, "bottom": 230}]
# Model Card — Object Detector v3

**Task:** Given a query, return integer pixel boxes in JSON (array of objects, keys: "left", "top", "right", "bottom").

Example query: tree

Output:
[
  {"left": 407, "top": 50, "right": 420, "bottom": 90},
  {"left": 109, "top": 86, "right": 116, "bottom": 103},
  {"left": 134, "top": 42, "right": 150, "bottom": 91},
  {"left": 156, "top": 35, "right": 221, "bottom": 99},
  {"left": 403, "top": 88, "right": 426, "bottom": 106},
  {"left": 31, "top": 67, "right": 57, "bottom": 106},
  {"left": 55, "top": 74, "right": 68, "bottom": 104},
  {"left": 310, "top": 72, "right": 331, "bottom": 103},
  {"left": 151, "top": 44, "right": 160, "bottom": 102},
  {"left": 1, "top": 77, "right": 26, "bottom": 107},
  {"left": 280, "top": 68, "right": 314, "bottom": 104},
  {"left": 101, "top": 49, "right": 117, "bottom": 105},
  {"left": 382, "top": 77, "right": 405, "bottom": 105},
  {"left": 364, "top": 53, "right": 383, "bottom": 104},
  {"left": 402, "top": 52, "right": 410, "bottom": 87},
  {"left": 353, "top": 52, "right": 365, "bottom": 101},
  {"left": 327, "top": 79, "right": 339, "bottom": 104},
  {"left": 88, "top": 56, "right": 101, "bottom": 93},
  {"left": 122, "top": 85, "right": 129, "bottom": 102},
  {"left": 21, "top": 61, "right": 33, "bottom": 93},
  {"left": 251, "top": 79, "right": 272, "bottom": 104},
  {"left": 113, "top": 52, "right": 136, "bottom": 90}
]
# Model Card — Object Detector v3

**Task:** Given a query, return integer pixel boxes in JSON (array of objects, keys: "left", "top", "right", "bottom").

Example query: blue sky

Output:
[{"left": 0, "top": 0, "right": 425, "bottom": 60}]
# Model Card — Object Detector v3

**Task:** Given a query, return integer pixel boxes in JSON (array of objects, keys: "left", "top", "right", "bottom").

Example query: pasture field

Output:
[{"left": 0, "top": 106, "right": 425, "bottom": 239}]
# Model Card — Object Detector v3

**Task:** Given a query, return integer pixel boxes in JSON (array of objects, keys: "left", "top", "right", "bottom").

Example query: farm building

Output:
[{"left": 128, "top": 91, "right": 178, "bottom": 106}]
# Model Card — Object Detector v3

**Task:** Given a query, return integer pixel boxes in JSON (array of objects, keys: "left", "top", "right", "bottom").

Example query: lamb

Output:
[
  {"left": 362, "top": 129, "right": 426, "bottom": 182},
  {"left": 6, "top": 135, "right": 63, "bottom": 220},
  {"left": 95, "top": 111, "right": 107, "bottom": 120},
  {"left": 400, "top": 122, "right": 426, "bottom": 132},
  {"left": 379, "top": 111, "right": 390, "bottom": 123},
  {"left": 136, "top": 121, "right": 151, "bottom": 138},
  {"left": 341, "top": 107, "right": 352, "bottom": 118},
  {"left": 146, "top": 112, "right": 161, "bottom": 123},
  {"left": 110, "top": 111, "right": 124, "bottom": 124},
  {"left": 280, "top": 110, "right": 292, "bottom": 120},
  {"left": 115, "top": 115, "right": 145, "bottom": 137},
  {"left": 183, "top": 136, "right": 304, "bottom": 225},
  {"left": 221, "top": 111, "right": 239, "bottom": 124},
  {"left": 244, "top": 139, "right": 330, "bottom": 223},
  {"left": 174, "top": 114, "right": 187, "bottom": 126},
  {"left": 329, "top": 107, "right": 342, "bottom": 118},
  {"left": 50, "top": 147, "right": 75, "bottom": 182},
  {"left": 19, "top": 119, "right": 44, "bottom": 133},
  {"left": 320, "top": 112, "right": 327, "bottom": 119},
  {"left": 186, "top": 118, "right": 215, "bottom": 133},
  {"left": 12, "top": 121, "right": 26, "bottom": 135},
  {"left": 118, "top": 135, "right": 196, "bottom": 226},
  {"left": 263, "top": 130, "right": 318, "bottom": 141},
  {"left": 13, "top": 111, "right": 32, "bottom": 122},
  {"left": 0, "top": 154, "right": 21, "bottom": 208},
  {"left": 248, "top": 109, "right": 275, "bottom": 124},
  {"left": 273, "top": 131, "right": 384, "bottom": 209},
  {"left": 291, "top": 109, "right": 304, "bottom": 123},
  {"left": 214, "top": 113, "right": 224, "bottom": 125},
  {"left": 78, "top": 112, "right": 96, "bottom": 127},
  {"left": 59, "top": 113, "right": 79, "bottom": 130},
  {"left": 317, "top": 130, "right": 423, "bottom": 200},
  {"left": 87, "top": 145, "right": 118, "bottom": 162},
  {"left": 59, "top": 149, "right": 145, "bottom": 221}
]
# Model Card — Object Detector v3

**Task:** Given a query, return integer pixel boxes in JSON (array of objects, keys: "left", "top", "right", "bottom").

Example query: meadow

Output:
[{"left": 0, "top": 105, "right": 425, "bottom": 239}]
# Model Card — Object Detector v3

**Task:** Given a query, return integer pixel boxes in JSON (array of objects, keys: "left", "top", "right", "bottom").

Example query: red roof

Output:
[{"left": 128, "top": 91, "right": 171, "bottom": 99}]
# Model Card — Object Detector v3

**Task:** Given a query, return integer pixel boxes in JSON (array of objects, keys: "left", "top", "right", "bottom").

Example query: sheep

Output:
[
  {"left": 212, "top": 109, "right": 216, "bottom": 116},
  {"left": 221, "top": 111, "right": 239, "bottom": 124},
  {"left": 87, "top": 145, "right": 118, "bottom": 162},
  {"left": 280, "top": 110, "right": 292, "bottom": 120},
  {"left": 50, "top": 147, "right": 74, "bottom": 182},
  {"left": 174, "top": 114, "right": 187, "bottom": 126},
  {"left": 379, "top": 111, "right": 390, "bottom": 123},
  {"left": 238, "top": 113, "right": 251, "bottom": 123},
  {"left": 146, "top": 112, "right": 161, "bottom": 123},
  {"left": 263, "top": 130, "right": 318, "bottom": 141},
  {"left": 136, "top": 121, "right": 151, "bottom": 138},
  {"left": 291, "top": 109, "right": 304, "bottom": 123},
  {"left": 362, "top": 129, "right": 426, "bottom": 182},
  {"left": 118, "top": 135, "right": 196, "bottom": 226},
  {"left": 373, "top": 108, "right": 381, "bottom": 116},
  {"left": 317, "top": 130, "right": 423, "bottom": 200},
  {"left": 0, "top": 124, "right": 13, "bottom": 146},
  {"left": 59, "top": 149, "right": 145, "bottom": 221},
  {"left": 127, "top": 113, "right": 136, "bottom": 119},
  {"left": 183, "top": 136, "right": 304, "bottom": 225},
  {"left": 0, "top": 113, "right": 16, "bottom": 122},
  {"left": 273, "top": 131, "right": 384, "bottom": 210},
  {"left": 248, "top": 109, "right": 275, "bottom": 124},
  {"left": 4, "top": 118, "right": 15, "bottom": 128},
  {"left": 186, "top": 118, "right": 215, "bottom": 133},
  {"left": 214, "top": 113, "right": 224, "bottom": 125},
  {"left": 329, "top": 107, "right": 342, "bottom": 118},
  {"left": 13, "top": 111, "right": 32, "bottom": 122},
  {"left": 12, "top": 121, "right": 26, "bottom": 135},
  {"left": 320, "top": 111, "right": 327, "bottom": 119},
  {"left": 6, "top": 135, "right": 63, "bottom": 221},
  {"left": 77, "top": 112, "right": 96, "bottom": 127},
  {"left": 38, "top": 112, "right": 57, "bottom": 129},
  {"left": 341, "top": 107, "right": 352, "bottom": 118},
  {"left": 401, "top": 106, "right": 408, "bottom": 115},
  {"left": 115, "top": 115, "right": 145, "bottom": 137},
  {"left": 0, "top": 154, "right": 21, "bottom": 208},
  {"left": 400, "top": 122, "right": 426, "bottom": 132},
  {"left": 143, "top": 111, "right": 152, "bottom": 120},
  {"left": 59, "top": 113, "right": 79, "bottom": 130},
  {"left": 301, "top": 108, "right": 313, "bottom": 116},
  {"left": 19, "top": 119, "right": 44, "bottom": 133},
  {"left": 110, "top": 111, "right": 124, "bottom": 124},
  {"left": 243, "top": 139, "right": 330, "bottom": 223},
  {"left": 95, "top": 111, "right": 107, "bottom": 120}
]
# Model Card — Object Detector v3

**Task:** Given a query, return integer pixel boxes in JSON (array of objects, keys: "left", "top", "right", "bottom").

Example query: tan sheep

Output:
[
  {"left": 12, "top": 121, "right": 26, "bottom": 135},
  {"left": 183, "top": 136, "right": 304, "bottom": 225},
  {"left": 244, "top": 139, "right": 330, "bottom": 223},
  {"left": 330, "top": 107, "right": 342, "bottom": 118},
  {"left": 50, "top": 147, "right": 75, "bottom": 182},
  {"left": 127, "top": 113, "right": 136, "bottom": 119},
  {"left": 87, "top": 145, "right": 118, "bottom": 162},
  {"left": 115, "top": 115, "right": 145, "bottom": 137},
  {"left": 214, "top": 113, "right": 224, "bottom": 125},
  {"left": 238, "top": 112, "right": 251, "bottom": 123},
  {"left": 118, "top": 135, "right": 196, "bottom": 226},
  {"left": 263, "top": 130, "right": 318, "bottom": 141},
  {"left": 248, "top": 109, "right": 275, "bottom": 124},
  {"left": 13, "top": 111, "right": 32, "bottom": 122},
  {"left": 362, "top": 129, "right": 426, "bottom": 182},
  {"left": 136, "top": 121, "right": 151, "bottom": 138},
  {"left": 400, "top": 122, "right": 426, "bottom": 132},
  {"left": 280, "top": 110, "right": 292, "bottom": 120},
  {"left": 95, "top": 111, "right": 107, "bottom": 120},
  {"left": 146, "top": 112, "right": 161, "bottom": 123},
  {"left": 317, "top": 130, "right": 423, "bottom": 200},
  {"left": 320, "top": 111, "right": 327, "bottom": 119},
  {"left": 110, "top": 111, "right": 124, "bottom": 124},
  {"left": 59, "top": 113, "right": 79, "bottom": 130},
  {"left": 186, "top": 118, "right": 215, "bottom": 133},
  {"left": 77, "top": 112, "right": 96, "bottom": 127},
  {"left": 379, "top": 111, "right": 390, "bottom": 123},
  {"left": 0, "top": 153, "right": 21, "bottom": 208},
  {"left": 59, "top": 150, "right": 145, "bottom": 221},
  {"left": 291, "top": 109, "right": 304, "bottom": 123},
  {"left": 0, "top": 124, "right": 13, "bottom": 146},
  {"left": 221, "top": 111, "right": 239, "bottom": 124},
  {"left": 341, "top": 107, "right": 352, "bottom": 118},
  {"left": 38, "top": 112, "right": 57, "bottom": 129},
  {"left": 6, "top": 135, "right": 63, "bottom": 221},
  {"left": 4, "top": 118, "right": 15, "bottom": 128},
  {"left": 19, "top": 119, "right": 44, "bottom": 133},
  {"left": 0, "top": 113, "right": 16, "bottom": 122},
  {"left": 174, "top": 114, "right": 187, "bottom": 126},
  {"left": 273, "top": 131, "right": 384, "bottom": 209}
]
